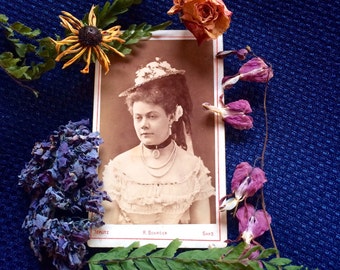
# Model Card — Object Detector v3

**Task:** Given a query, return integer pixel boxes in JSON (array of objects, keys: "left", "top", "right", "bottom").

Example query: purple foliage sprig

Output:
[{"left": 18, "top": 119, "right": 111, "bottom": 270}]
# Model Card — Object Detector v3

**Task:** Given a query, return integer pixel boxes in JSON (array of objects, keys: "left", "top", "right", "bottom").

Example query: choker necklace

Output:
[
  {"left": 141, "top": 141, "right": 177, "bottom": 178},
  {"left": 143, "top": 136, "right": 172, "bottom": 159}
]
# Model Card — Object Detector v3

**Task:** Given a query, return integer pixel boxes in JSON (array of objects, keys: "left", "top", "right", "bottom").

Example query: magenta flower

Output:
[
  {"left": 219, "top": 162, "right": 266, "bottom": 211},
  {"left": 216, "top": 48, "right": 249, "bottom": 60},
  {"left": 202, "top": 96, "right": 253, "bottom": 130},
  {"left": 236, "top": 204, "right": 272, "bottom": 245},
  {"left": 222, "top": 57, "right": 274, "bottom": 89},
  {"left": 232, "top": 162, "right": 267, "bottom": 198},
  {"left": 239, "top": 57, "right": 274, "bottom": 82}
]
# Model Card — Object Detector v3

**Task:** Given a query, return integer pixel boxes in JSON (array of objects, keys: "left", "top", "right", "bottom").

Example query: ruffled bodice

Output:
[{"left": 102, "top": 144, "right": 215, "bottom": 224}]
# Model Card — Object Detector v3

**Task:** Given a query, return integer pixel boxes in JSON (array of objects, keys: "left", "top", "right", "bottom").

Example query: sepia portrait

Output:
[{"left": 89, "top": 30, "right": 227, "bottom": 248}]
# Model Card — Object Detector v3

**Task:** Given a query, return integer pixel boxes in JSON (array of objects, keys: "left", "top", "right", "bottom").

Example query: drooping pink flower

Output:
[
  {"left": 223, "top": 100, "right": 253, "bottom": 130},
  {"left": 239, "top": 57, "right": 274, "bottom": 82},
  {"left": 236, "top": 204, "right": 272, "bottom": 245},
  {"left": 222, "top": 57, "right": 273, "bottom": 89},
  {"left": 202, "top": 96, "right": 253, "bottom": 130},
  {"left": 219, "top": 162, "right": 266, "bottom": 211},
  {"left": 216, "top": 48, "right": 249, "bottom": 60},
  {"left": 231, "top": 162, "right": 267, "bottom": 198}
]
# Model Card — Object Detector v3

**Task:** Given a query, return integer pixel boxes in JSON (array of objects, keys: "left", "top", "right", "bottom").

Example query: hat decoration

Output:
[{"left": 119, "top": 57, "right": 185, "bottom": 97}]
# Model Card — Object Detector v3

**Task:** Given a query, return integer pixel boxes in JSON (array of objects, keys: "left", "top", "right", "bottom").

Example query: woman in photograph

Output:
[{"left": 102, "top": 58, "right": 215, "bottom": 224}]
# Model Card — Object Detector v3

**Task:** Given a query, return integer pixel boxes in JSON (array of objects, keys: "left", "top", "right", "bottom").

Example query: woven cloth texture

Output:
[{"left": 0, "top": 0, "right": 338, "bottom": 269}]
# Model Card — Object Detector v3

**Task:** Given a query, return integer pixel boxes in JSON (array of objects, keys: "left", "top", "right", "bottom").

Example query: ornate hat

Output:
[{"left": 118, "top": 57, "right": 185, "bottom": 97}]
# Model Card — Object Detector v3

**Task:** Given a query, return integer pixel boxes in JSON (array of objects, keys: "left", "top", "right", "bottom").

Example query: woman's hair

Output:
[{"left": 125, "top": 74, "right": 193, "bottom": 150}]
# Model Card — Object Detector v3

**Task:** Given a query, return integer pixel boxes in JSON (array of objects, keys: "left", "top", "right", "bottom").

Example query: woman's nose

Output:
[{"left": 141, "top": 118, "right": 149, "bottom": 129}]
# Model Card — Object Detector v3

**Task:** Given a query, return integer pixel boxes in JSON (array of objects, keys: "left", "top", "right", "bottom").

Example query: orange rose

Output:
[{"left": 168, "top": 0, "right": 232, "bottom": 45}]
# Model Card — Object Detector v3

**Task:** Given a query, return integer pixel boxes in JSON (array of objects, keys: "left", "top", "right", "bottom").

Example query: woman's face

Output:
[{"left": 132, "top": 101, "right": 173, "bottom": 146}]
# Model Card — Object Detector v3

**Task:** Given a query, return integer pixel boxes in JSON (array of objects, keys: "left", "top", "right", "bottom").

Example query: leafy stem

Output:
[
  {"left": 87, "top": 240, "right": 305, "bottom": 270},
  {"left": 0, "top": 14, "right": 57, "bottom": 96},
  {"left": 95, "top": 0, "right": 143, "bottom": 29}
]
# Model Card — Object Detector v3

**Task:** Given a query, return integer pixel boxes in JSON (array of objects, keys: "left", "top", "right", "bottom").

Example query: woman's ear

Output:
[{"left": 169, "top": 113, "right": 176, "bottom": 124}]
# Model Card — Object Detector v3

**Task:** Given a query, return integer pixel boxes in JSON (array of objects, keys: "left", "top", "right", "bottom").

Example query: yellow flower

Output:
[{"left": 51, "top": 5, "right": 125, "bottom": 74}]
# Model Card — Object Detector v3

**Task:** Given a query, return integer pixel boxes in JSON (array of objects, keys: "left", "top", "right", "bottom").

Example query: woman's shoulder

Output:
[
  {"left": 106, "top": 145, "right": 141, "bottom": 169},
  {"left": 177, "top": 145, "right": 198, "bottom": 158},
  {"left": 175, "top": 145, "right": 203, "bottom": 167}
]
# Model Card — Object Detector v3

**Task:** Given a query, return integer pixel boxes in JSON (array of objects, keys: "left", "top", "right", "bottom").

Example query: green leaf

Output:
[
  {"left": 149, "top": 21, "right": 172, "bottom": 31},
  {"left": 149, "top": 257, "right": 170, "bottom": 270},
  {"left": 262, "top": 261, "right": 278, "bottom": 270},
  {"left": 246, "top": 260, "right": 263, "bottom": 270},
  {"left": 166, "top": 260, "right": 191, "bottom": 270},
  {"left": 37, "top": 37, "right": 57, "bottom": 58},
  {"left": 0, "top": 14, "right": 8, "bottom": 23},
  {"left": 108, "top": 40, "right": 132, "bottom": 55},
  {"left": 119, "top": 260, "right": 138, "bottom": 270},
  {"left": 129, "top": 243, "right": 157, "bottom": 257},
  {"left": 268, "top": 258, "right": 292, "bottom": 266},
  {"left": 14, "top": 43, "right": 36, "bottom": 58},
  {"left": 89, "top": 261, "right": 105, "bottom": 270},
  {"left": 177, "top": 247, "right": 230, "bottom": 260},
  {"left": 0, "top": 14, "right": 56, "bottom": 89},
  {"left": 121, "top": 21, "right": 171, "bottom": 45},
  {"left": 257, "top": 248, "right": 278, "bottom": 259},
  {"left": 0, "top": 52, "right": 20, "bottom": 67},
  {"left": 96, "top": 0, "right": 142, "bottom": 29},
  {"left": 105, "top": 264, "right": 123, "bottom": 270},
  {"left": 107, "top": 21, "right": 170, "bottom": 57},
  {"left": 10, "top": 21, "right": 41, "bottom": 37},
  {"left": 215, "top": 262, "right": 249, "bottom": 270},
  {"left": 150, "top": 239, "right": 181, "bottom": 257},
  {"left": 90, "top": 242, "right": 140, "bottom": 264},
  {"left": 223, "top": 242, "right": 248, "bottom": 260},
  {"left": 6, "top": 65, "right": 30, "bottom": 79},
  {"left": 162, "top": 239, "right": 182, "bottom": 257},
  {"left": 133, "top": 258, "right": 157, "bottom": 270},
  {"left": 239, "top": 245, "right": 263, "bottom": 260},
  {"left": 92, "top": 2, "right": 116, "bottom": 27}
]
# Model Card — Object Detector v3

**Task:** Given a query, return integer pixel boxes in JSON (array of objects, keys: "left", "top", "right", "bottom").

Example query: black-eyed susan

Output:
[{"left": 51, "top": 5, "right": 125, "bottom": 74}]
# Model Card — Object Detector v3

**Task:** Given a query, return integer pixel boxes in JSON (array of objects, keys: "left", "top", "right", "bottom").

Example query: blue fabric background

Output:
[{"left": 0, "top": 0, "right": 338, "bottom": 269}]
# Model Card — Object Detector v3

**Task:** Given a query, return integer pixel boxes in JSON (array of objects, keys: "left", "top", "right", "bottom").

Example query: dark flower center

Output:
[{"left": 78, "top": 26, "right": 102, "bottom": 46}]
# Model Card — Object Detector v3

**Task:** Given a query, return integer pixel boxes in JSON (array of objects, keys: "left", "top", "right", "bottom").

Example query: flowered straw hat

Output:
[{"left": 118, "top": 57, "right": 185, "bottom": 97}]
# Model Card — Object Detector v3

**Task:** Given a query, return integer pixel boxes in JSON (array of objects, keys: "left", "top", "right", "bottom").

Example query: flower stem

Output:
[
  {"left": 260, "top": 80, "right": 268, "bottom": 170},
  {"left": 1, "top": 68, "right": 39, "bottom": 97},
  {"left": 260, "top": 72, "right": 280, "bottom": 260}
]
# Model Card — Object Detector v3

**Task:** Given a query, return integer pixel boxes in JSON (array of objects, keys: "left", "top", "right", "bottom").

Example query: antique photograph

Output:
[{"left": 89, "top": 30, "right": 226, "bottom": 248}]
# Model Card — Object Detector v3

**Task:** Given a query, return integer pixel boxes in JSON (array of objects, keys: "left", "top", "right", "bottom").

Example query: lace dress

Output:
[{"left": 102, "top": 144, "right": 215, "bottom": 224}]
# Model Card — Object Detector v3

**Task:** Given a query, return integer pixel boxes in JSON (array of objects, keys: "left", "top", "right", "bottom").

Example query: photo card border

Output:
[{"left": 89, "top": 30, "right": 227, "bottom": 248}]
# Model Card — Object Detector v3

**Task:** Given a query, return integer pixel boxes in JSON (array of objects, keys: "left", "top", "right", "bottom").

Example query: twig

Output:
[
  {"left": 1, "top": 67, "right": 39, "bottom": 97},
  {"left": 259, "top": 72, "right": 281, "bottom": 261}
]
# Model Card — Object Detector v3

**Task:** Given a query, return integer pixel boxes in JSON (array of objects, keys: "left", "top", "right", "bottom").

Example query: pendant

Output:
[{"left": 152, "top": 149, "right": 160, "bottom": 159}]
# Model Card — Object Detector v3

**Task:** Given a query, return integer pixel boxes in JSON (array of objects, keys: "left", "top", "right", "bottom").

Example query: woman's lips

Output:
[{"left": 140, "top": 132, "right": 153, "bottom": 137}]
